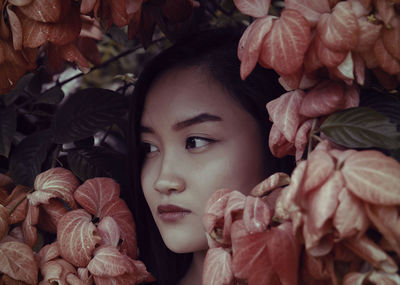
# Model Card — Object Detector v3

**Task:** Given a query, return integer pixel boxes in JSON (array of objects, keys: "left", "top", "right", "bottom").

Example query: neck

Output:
[{"left": 179, "top": 250, "right": 207, "bottom": 285}]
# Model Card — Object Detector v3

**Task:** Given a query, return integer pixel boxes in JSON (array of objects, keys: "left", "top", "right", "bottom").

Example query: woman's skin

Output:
[{"left": 140, "top": 66, "right": 268, "bottom": 284}]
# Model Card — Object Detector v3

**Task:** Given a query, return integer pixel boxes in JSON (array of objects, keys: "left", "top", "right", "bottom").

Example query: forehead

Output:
[{"left": 141, "top": 66, "right": 245, "bottom": 125}]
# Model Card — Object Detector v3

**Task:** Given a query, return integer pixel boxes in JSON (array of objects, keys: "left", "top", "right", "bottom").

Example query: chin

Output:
[{"left": 164, "top": 237, "right": 208, "bottom": 254}]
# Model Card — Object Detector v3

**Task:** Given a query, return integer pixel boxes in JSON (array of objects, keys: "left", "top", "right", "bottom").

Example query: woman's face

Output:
[{"left": 140, "top": 66, "right": 266, "bottom": 253}]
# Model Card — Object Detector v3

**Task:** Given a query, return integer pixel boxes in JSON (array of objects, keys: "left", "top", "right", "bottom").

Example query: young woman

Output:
[{"left": 127, "top": 28, "right": 293, "bottom": 285}]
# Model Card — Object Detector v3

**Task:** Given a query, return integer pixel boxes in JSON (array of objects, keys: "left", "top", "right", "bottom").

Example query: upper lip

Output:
[{"left": 157, "top": 204, "right": 191, "bottom": 214}]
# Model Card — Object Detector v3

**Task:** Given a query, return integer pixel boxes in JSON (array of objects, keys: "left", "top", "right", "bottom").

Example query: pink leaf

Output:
[
  {"left": 317, "top": 1, "right": 359, "bottom": 52},
  {"left": 343, "top": 84, "right": 360, "bottom": 108},
  {"left": 302, "top": 149, "right": 335, "bottom": 194},
  {"left": 355, "top": 16, "right": 382, "bottom": 52},
  {"left": 98, "top": 216, "right": 120, "bottom": 247},
  {"left": 243, "top": 196, "right": 272, "bottom": 233},
  {"left": 285, "top": 0, "right": 330, "bottom": 26},
  {"left": 38, "top": 198, "right": 69, "bottom": 233},
  {"left": 31, "top": 168, "right": 79, "bottom": 208},
  {"left": 87, "top": 246, "right": 132, "bottom": 277},
  {"left": 37, "top": 242, "right": 60, "bottom": 266},
  {"left": 223, "top": 191, "right": 246, "bottom": 242},
  {"left": 40, "top": 258, "right": 82, "bottom": 285},
  {"left": 202, "top": 248, "right": 233, "bottom": 285},
  {"left": 80, "top": 0, "right": 97, "bottom": 14},
  {"left": 375, "top": 0, "right": 395, "bottom": 27},
  {"left": 250, "top": 172, "right": 291, "bottom": 197},
  {"left": 374, "top": 37, "right": 400, "bottom": 75},
  {"left": 299, "top": 80, "right": 345, "bottom": 117},
  {"left": 0, "top": 241, "right": 38, "bottom": 284},
  {"left": 260, "top": 9, "right": 311, "bottom": 75},
  {"left": 0, "top": 204, "right": 9, "bottom": 241},
  {"left": 233, "top": 0, "right": 271, "bottom": 18},
  {"left": 294, "top": 119, "right": 314, "bottom": 161},
  {"left": 352, "top": 53, "right": 365, "bottom": 86},
  {"left": 5, "top": 185, "right": 29, "bottom": 225},
  {"left": 267, "top": 89, "right": 307, "bottom": 143},
  {"left": 344, "top": 236, "right": 398, "bottom": 273},
  {"left": 22, "top": 203, "right": 39, "bottom": 247},
  {"left": 100, "top": 198, "right": 137, "bottom": 259},
  {"left": 343, "top": 150, "right": 400, "bottom": 205},
  {"left": 18, "top": 0, "right": 63, "bottom": 22},
  {"left": 383, "top": 17, "right": 400, "bottom": 61},
  {"left": 334, "top": 187, "right": 369, "bottom": 239},
  {"left": 268, "top": 124, "right": 296, "bottom": 158},
  {"left": 316, "top": 33, "right": 348, "bottom": 67},
  {"left": 74, "top": 177, "right": 120, "bottom": 218},
  {"left": 57, "top": 209, "right": 101, "bottom": 267},
  {"left": 239, "top": 16, "right": 275, "bottom": 79}
]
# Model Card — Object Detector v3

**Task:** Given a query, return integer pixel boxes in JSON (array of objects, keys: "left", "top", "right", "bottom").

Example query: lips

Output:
[{"left": 157, "top": 204, "right": 191, "bottom": 222}]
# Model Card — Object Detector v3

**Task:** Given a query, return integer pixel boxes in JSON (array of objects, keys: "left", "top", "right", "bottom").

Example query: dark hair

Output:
[{"left": 126, "top": 28, "right": 293, "bottom": 285}]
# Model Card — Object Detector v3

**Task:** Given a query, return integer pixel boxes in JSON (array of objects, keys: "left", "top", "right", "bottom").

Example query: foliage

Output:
[{"left": 0, "top": 0, "right": 399, "bottom": 284}]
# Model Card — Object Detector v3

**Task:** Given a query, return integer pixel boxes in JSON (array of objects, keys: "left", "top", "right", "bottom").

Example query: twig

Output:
[{"left": 58, "top": 37, "right": 167, "bottom": 87}]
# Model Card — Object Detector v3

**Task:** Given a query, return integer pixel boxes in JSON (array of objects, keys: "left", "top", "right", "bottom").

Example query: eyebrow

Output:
[{"left": 140, "top": 113, "right": 222, "bottom": 134}]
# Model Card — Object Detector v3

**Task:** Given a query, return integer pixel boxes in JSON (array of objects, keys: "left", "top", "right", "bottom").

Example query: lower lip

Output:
[{"left": 158, "top": 212, "right": 191, "bottom": 222}]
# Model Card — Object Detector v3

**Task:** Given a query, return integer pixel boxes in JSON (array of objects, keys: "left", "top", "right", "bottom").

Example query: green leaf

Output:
[
  {"left": 67, "top": 146, "right": 127, "bottom": 185},
  {"left": 52, "top": 88, "right": 127, "bottom": 144},
  {"left": 36, "top": 86, "right": 64, "bottom": 104},
  {"left": 320, "top": 107, "right": 400, "bottom": 150},
  {"left": 9, "top": 130, "right": 54, "bottom": 187},
  {"left": 0, "top": 107, "right": 17, "bottom": 157}
]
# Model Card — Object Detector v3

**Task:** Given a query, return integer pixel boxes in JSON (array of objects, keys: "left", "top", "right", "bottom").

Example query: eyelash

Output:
[{"left": 142, "top": 136, "right": 215, "bottom": 155}]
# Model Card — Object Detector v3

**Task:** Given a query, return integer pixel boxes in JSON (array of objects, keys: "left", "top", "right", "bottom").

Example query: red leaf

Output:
[
  {"left": 57, "top": 209, "right": 101, "bottom": 267},
  {"left": 317, "top": 1, "right": 359, "bottom": 52},
  {"left": 233, "top": 0, "right": 271, "bottom": 18},
  {"left": 88, "top": 246, "right": 133, "bottom": 277},
  {"left": 260, "top": 9, "right": 311, "bottom": 75},
  {"left": 80, "top": 0, "right": 97, "bottom": 14},
  {"left": 109, "top": 0, "right": 130, "bottom": 27},
  {"left": 31, "top": 168, "right": 79, "bottom": 209},
  {"left": 299, "top": 80, "right": 345, "bottom": 117},
  {"left": 18, "top": 0, "right": 63, "bottom": 23},
  {"left": 203, "top": 248, "right": 233, "bottom": 285},
  {"left": 60, "top": 42, "right": 90, "bottom": 72},
  {"left": 74, "top": 177, "right": 120, "bottom": 218},
  {"left": 0, "top": 204, "right": 9, "bottom": 241},
  {"left": 267, "top": 89, "right": 307, "bottom": 142},
  {"left": 343, "top": 150, "right": 400, "bottom": 205},
  {"left": 162, "top": 0, "right": 194, "bottom": 23},
  {"left": 285, "top": 0, "right": 330, "bottom": 27},
  {"left": 101, "top": 198, "right": 137, "bottom": 259},
  {"left": 239, "top": 16, "right": 275, "bottom": 80},
  {"left": 0, "top": 241, "right": 38, "bottom": 284}
]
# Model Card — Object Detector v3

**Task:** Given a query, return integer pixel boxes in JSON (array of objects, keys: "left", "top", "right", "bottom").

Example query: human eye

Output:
[
  {"left": 185, "top": 136, "right": 215, "bottom": 150},
  {"left": 142, "top": 142, "right": 159, "bottom": 157}
]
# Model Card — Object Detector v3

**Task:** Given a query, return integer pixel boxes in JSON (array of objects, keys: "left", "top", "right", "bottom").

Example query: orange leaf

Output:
[
  {"left": 260, "top": 9, "right": 311, "bottom": 75},
  {"left": 343, "top": 150, "right": 400, "bottom": 205},
  {"left": 7, "top": 5, "right": 23, "bottom": 50},
  {"left": 0, "top": 241, "right": 38, "bottom": 284},
  {"left": 47, "top": 4, "right": 81, "bottom": 45}
]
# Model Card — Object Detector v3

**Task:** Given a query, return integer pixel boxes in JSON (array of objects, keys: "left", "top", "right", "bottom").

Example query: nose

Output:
[{"left": 153, "top": 155, "right": 186, "bottom": 194}]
